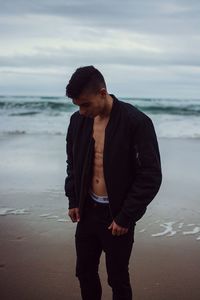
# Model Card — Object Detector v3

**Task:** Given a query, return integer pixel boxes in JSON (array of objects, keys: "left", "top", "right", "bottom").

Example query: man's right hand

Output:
[{"left": 68, "top": 207, "right": 80, "bottom": 222}]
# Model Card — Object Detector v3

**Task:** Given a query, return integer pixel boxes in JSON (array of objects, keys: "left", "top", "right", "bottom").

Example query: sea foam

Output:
[{"left": 0, "top": 207, "right": 30, "bottom": 216}]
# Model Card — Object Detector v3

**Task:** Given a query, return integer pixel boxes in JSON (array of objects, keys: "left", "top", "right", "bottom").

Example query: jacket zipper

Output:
[
  {"left": 103, "top": 128, "right": 114, "bottom": 221},
  {"left": 79, "top": 134, "right": 94, "bottom": 219},
  {"left": 135, "top": 144, "right": 142, "bottom": 167},
  {"left": 107, "top": 188, "right": 114, "bottom": 220}
]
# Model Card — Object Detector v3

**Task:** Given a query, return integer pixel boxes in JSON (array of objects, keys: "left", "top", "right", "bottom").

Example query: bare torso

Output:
[{"left": 90, "top": 116, "right": 110, "bottom": 196}]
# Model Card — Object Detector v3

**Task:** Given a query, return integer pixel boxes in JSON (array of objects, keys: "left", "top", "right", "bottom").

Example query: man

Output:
[{"left": 64, "top": 65, "right": 162, "bottom": 300}]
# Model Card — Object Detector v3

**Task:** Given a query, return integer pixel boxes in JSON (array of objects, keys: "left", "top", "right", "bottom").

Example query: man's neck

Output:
[{"left": 97, "top": 94, "right": 113, "bottom": 120}]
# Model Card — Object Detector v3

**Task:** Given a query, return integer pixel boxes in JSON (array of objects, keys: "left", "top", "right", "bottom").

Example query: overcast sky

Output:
[{"left": 0, "top": 0, "right": 200, "bottom": 98}]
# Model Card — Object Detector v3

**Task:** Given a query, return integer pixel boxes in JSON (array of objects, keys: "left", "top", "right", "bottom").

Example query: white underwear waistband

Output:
[{"left": 89, "top": 188, "right": 109, "bottom": 204}]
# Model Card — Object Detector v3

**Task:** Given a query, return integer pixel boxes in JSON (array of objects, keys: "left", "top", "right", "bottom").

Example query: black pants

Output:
[{"left": 75, "top": 192, "right": 136, "bottom": 300}]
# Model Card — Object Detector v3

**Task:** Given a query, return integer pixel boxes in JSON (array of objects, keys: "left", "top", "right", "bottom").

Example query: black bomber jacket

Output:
[{"left": 64, "top": 93, "right": 162, "bottom": 228}]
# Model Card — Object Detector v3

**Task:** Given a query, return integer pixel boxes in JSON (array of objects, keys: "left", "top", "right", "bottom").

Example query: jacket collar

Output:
[{"left": 109, "top": 93, "right": 119, "bottom": 114}]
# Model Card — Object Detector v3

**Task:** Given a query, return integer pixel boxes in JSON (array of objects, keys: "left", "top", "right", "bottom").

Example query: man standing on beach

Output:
[{"left": 64, "top": 65, "right": 162, "bottom": 300}]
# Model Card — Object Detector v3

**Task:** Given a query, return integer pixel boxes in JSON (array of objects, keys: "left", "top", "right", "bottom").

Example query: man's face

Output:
[{"left": 72, "top": 88, "right": 106, "bottom": 118}]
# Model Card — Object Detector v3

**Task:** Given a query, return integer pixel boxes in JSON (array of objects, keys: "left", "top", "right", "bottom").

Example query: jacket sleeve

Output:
[
  {"left": 64, "top": 114, "right": 78, "bottom": 209},
  {"left": 114, "top": 115, "right": 162, "bottom": 228}
]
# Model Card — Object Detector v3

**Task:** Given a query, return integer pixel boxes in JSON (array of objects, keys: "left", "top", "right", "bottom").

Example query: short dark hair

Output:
[{"left": 66, "top": 65, "right": 106, "bottom": 99}]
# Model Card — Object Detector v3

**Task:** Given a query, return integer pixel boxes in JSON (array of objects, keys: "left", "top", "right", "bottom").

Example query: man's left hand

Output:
[{"left": 108, "top": 220, "right": 128, "bottom": 236}]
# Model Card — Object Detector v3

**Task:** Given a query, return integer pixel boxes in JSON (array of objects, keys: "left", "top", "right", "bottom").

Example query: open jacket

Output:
[{"left": 64, "top": 94, "right": 162, "bottom": 228}]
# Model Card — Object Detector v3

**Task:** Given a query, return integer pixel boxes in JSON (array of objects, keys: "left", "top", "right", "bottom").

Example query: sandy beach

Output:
[{"left": 0, "top": 134, "right": 200, "bottom": 300}]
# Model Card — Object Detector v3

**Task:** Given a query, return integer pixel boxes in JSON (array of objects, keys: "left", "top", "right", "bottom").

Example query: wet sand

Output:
[{"left": 0, "top": 135, "right": 200, "bottom": 299}]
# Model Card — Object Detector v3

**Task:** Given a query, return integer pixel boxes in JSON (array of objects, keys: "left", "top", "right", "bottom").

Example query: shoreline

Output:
[
  {"left": 0, "top": 135, "right": 200, "bottom": 299},
  {"left": 1, "top": 211, "right": 200, "bottom": 300}
]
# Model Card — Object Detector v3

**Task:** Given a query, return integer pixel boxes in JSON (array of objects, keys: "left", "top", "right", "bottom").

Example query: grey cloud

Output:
[
  {"left": 0, "top": 0, "right": 200, "bottom": 97},
  {"left": 1, "top": 0, "right": 200, "bottom": 34},
  {"left": 1, "top": 41, "right": 200, "bottom": 69}
]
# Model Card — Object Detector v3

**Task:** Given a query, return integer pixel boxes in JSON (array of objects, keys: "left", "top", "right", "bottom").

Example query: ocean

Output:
[
  {"left": 0, "top": 95, "right": 200, "bottom": 138},
  {"left": 1, "top": 95, "right": 200, "bottom": 246}
]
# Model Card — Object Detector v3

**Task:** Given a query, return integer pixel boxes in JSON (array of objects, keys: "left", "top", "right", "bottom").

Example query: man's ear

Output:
[{"left": 99, "top": 87, "right": 107, "bottom": 97}]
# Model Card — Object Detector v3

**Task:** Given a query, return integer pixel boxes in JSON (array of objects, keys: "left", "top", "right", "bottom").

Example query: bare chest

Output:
[{"left": 92, "top": 118, "right": 109, "bottom": 153}]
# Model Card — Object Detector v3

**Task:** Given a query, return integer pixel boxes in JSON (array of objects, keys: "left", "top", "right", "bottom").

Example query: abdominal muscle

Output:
[{"left": 90, "top": 117, "right": 109, "bottom": 197}]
